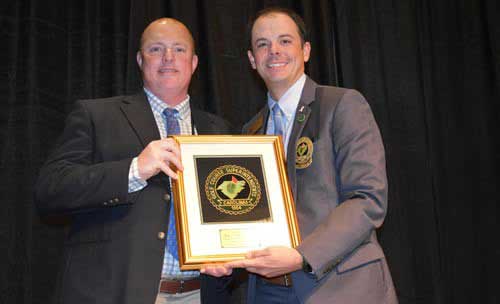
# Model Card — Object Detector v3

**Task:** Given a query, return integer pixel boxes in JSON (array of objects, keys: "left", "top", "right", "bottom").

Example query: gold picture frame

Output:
[{"left": 170, "top": 135, "right": 301, "bottom": 270}]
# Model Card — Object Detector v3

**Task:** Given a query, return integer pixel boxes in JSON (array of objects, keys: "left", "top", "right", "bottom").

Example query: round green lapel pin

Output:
[{"left": 297, "top": 113, "right": 306, "bottom": 123}]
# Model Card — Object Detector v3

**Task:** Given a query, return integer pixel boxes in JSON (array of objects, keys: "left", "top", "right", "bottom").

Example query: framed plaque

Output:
[{"left": 170, "top": 135, "right": 301, "bottom": 270}]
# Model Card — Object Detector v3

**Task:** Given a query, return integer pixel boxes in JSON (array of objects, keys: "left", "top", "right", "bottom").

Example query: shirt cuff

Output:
[{"left": 128, "top": 157, "right": 147, "bottom": 193}]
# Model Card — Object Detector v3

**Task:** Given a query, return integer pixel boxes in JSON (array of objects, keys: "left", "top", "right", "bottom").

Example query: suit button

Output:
[
  {"left": 164, "top": 193, "right": 171, "bottom": 201},
  {"left": 157, "top": 232, "right": 166, "bottom": 240}
]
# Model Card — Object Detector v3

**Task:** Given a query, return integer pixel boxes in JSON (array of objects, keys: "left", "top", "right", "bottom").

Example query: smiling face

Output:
[
  {"left": 248, "top": 13, "right": 310, "bottom": 100},
  {"left": 137, "top": 18, "right": 198, "bottom": 105}
]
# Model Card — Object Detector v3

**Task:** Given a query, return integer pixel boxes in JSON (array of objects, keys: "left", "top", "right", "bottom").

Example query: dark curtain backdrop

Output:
[{"left": 1, "top": 1, "right": 498, "bottom": 304}]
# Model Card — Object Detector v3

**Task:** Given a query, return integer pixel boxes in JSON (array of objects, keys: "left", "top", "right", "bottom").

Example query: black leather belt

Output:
[
  {"left": 229, "top": 270, "right": 293, "bottom": 289},
  {"left": 262, "top": 274, "right": 293, "bottom": 287},
  {"left": 159, "top": 278, "right": 200, "bottom": 294}
]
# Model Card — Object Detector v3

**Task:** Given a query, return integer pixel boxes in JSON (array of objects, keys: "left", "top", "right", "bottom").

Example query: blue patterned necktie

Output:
[
  {"left": 272, "top": 103, "right": 286, "bottom": 141},
  {"left": 163, "top": 108, "right": 180, "bottom": 260}
]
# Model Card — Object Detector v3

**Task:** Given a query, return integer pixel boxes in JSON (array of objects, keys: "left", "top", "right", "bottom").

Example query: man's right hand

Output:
[
  {"left": 200, "top": 264, "right": 234, "bottom": 277},
  {"left": 137, "top": 138, "right": 184, "bottom": 180}
]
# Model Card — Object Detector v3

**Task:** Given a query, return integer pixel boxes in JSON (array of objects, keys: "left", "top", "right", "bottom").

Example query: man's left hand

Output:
[{"left": 224, "top": 246, "right": 303, "bottom": 278}]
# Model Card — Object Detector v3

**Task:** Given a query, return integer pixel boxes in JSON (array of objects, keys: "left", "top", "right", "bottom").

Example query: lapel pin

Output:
[
  {"left": 297, "top": 114, "right": 305, "bottom": 123},
  {"left": 297, "top": 106, "right": 306, "bottom": 123}
]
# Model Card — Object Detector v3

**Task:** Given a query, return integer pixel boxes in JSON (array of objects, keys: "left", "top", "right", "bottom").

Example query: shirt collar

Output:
[
  {"left": 267, "top": 74, "right": 307, "bottom": 118},
  {"left": 143, "top": 87, "right": 191, "bottom": 121}
]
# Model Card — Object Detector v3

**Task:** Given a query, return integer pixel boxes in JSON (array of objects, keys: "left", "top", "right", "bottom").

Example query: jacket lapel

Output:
[
  {"left": 191, "top": 107, "right": 214, "bottom": 134},
  {"left": 244, "top": 107, "right": 269, "bottom": 135},
  {"left": 287, "top": 77, "right": 318, "bottom": 196},
  {"left": 120, "top": 92, "right": 160, "bottom": 147}
]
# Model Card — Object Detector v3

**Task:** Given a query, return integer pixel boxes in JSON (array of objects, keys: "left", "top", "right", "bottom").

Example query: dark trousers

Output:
[{"left": 246, "top": 275, "right": 300, "bottom": 304}]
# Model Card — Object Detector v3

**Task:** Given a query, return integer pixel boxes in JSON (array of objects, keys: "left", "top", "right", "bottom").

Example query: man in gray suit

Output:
[{"left": 202, "top": 7, "right": 397, "bottom": 304}]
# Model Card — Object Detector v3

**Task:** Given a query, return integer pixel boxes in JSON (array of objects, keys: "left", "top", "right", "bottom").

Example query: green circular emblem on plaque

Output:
[{"left": 205, "top": 165, "right": 261, "bottom": 216}]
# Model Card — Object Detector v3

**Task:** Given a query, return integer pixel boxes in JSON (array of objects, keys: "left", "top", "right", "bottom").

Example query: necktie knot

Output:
[
  {"left": 163, "top": 108, "right": 179, "bottom": 119},
  {"left": 272, "top": 103, "right": 283, "bottom": 116}
]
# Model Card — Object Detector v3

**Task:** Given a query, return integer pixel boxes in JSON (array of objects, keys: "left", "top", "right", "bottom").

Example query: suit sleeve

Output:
[
  {"left": 35, "top": 101, "right": 134, "bottom": 215},
  {"left": 297, "top": 89, "right": 388, "bottom": 278}
]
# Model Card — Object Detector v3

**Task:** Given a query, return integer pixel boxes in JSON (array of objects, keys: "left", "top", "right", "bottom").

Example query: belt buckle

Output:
[
  {"left": 178, "top": 280, "right": 185, "bottom": 293},
  {"left": 283, "top": 274, "right": 290, "bottom": 287}
]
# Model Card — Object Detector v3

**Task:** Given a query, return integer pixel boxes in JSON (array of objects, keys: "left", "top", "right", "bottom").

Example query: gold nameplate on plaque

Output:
[{"left": 220, "top": 229, "right": 251, "bottom": 248}]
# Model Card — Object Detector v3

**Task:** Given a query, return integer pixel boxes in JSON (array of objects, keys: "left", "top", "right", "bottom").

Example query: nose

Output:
[
  {"left": 163, "top": 48, "right": 174, "bottom": 62},
  {"left": 269, "top": 43, "right": 281, "bottom": 55}
]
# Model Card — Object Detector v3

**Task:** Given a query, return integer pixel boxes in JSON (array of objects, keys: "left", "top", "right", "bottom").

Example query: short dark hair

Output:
[{"left": 247, "top": 7, "right": 309, "bottom": 49}]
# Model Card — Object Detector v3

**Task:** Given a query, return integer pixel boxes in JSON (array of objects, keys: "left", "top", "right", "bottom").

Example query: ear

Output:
[
  {"left": 136, "top": 51, "right": 143, "bottom": 69},
  {"left": 247, "top": 50, "right": 256, "bottom": 69},
  {"left": 303, "top": 42, "right": 311, "bottom": 63},
  {"left": 191, "top": 54, "right": 199, "bottom": 73}
]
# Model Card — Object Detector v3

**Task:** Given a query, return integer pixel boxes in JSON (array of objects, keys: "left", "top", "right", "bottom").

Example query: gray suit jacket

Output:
[{"left": 242, "top": 77, "right": 397, "bottom": 303}]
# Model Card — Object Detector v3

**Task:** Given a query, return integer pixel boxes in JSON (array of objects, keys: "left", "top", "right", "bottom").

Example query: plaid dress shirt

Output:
[{"left": 128, "top": 88, "right": 199, "bottom": 279}]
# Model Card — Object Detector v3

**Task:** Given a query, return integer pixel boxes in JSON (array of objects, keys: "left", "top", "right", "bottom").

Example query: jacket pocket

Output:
[
  {"left": 336, "top": 242, "right": 385, "bottom": 274},
  {"left": 65, "top": 209, "right": 114, "bottom": 245}
]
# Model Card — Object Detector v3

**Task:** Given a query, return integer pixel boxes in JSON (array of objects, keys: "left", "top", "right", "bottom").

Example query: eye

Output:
[
  {"left": 147, "top": 45, "right": 163, "bottom": 55},
  {"left": 256, "top": 41, "right": 268, "bottom": 48},
  {"left": 174, "top": 46, "right": 186, "bottom": 53},
  {"left": 281, "top": 39, "right": 292, "bottom": 45}
]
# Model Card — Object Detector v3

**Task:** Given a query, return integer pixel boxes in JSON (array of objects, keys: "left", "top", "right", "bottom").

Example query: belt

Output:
[
  {"left": 261, "top": 274, "right": 293, "bottom": 287},
  {"left": 159, "top": 278, "right": 200, "bottom": 294}
]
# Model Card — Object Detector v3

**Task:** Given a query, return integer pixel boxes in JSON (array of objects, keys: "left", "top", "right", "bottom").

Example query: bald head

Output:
[
  {"left": 140, "top": 18, "right": 195, "bottom": 52},
  {"left": 136, "top": 17, "right": 199, "bottom": 106}
]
